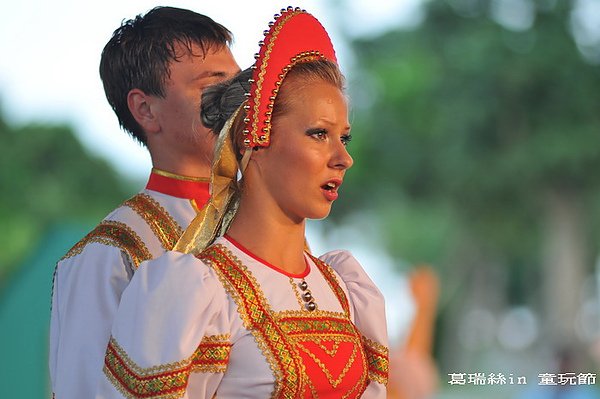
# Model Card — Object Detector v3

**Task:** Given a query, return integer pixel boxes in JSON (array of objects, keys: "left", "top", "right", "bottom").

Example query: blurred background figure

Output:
[{"left": 388, "top": 266, "right": 440, "bottom": 399}]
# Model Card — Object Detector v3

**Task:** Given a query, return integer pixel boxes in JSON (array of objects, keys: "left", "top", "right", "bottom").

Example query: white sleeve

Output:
[
  {"left": 319, "top": 249, "right": 389, "bottom": 398},
  {"left": 50, "top": 243, "right": 132, "bottom": 399},
  {"left": 95, "top": 251, "right": 230, "bottom": 399}
]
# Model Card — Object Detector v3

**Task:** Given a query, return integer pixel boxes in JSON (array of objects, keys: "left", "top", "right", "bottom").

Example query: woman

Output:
[{"left": 96, "top": 7, "right": 388, "bottom": 398}]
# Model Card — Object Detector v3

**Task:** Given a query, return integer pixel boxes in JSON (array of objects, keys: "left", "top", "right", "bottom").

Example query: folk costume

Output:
[
  {"left": 95, "top": 7, "right": 389, "bottom": 398},
  {"left": 50, "top": 169, "right": 210, "bottom": 398}
]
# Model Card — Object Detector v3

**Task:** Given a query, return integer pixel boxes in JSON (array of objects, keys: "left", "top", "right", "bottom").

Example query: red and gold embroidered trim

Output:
[
  {"left": 278, "top": 313, "right": 368, "bottom": 393},
  {"left": 308, "top": 254, "right": 350, "bottom": 317},
  {"left": 278, "top": 314, "right": 358, "bottom": 337},
  {"left": 104, "top": 334, "right": 231, "bottom": 399},
  {"left": 362, "top": 335, "right": 389, "bottom": 386},
  {"left": 307, "top": 255, "right": 389, "bottom": 386},
  {"left": 61, "top": 220, "right": 151, "bottom": 268},
  {"left": 199, "top": 245, "right": 371, "bottom": 398},
  {"left": 123, "top": 194, "right": 183, "bottom": 251},
  {"left": 199, "top": 244, "right": 304, "bottom": 398},
  {"left": 298, "top": 341, "right": 359, "bottom": 389},
  {"left": 191, "top": 334, "right": 232, "bottom": 373}
]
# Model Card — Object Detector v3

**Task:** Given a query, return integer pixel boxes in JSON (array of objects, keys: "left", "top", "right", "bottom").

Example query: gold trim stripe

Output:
[
  {"left": 309, "top": 255, "right": 389, "bottom": 386},
  {"left": 308, "top": 254, "right": 350, "bottom": 317},
  {"left": 103, "top": 335, "right": 231, "bottom": 399},
  {"left": 279, "top": 315, "right": 358, "bottom": 337},
  {"left": 362, "top": 335, "right": 389, "bottom": 386},
  {"left": 199, "top": 244, "right": 304, "bottom": 398},
  {"left": 61, "top": 220, "right": 151, "bottom": 268},
  {"left": 190, "top": 334, "right": 232, "bottom": 373},
  {"left": 297, "top": 341, "right": 359, "bottom": 389},
  {"left": 151, "top": 167, "right": 209, "bottom": 183},
  {"left": 124, "top": 194, "right": 183, "bottom": 251},
  {"left": 280, "top": 315, "right": 368, "bottom": 393}
]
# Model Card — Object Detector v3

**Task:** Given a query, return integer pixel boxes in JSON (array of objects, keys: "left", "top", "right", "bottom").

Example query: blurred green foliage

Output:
[
  {"left": 0, "top": 110, "right": 133, "bottom": 285},
  {"left": 340, "top": 0, "right": 600, "bottom": 272},
  {"left": 335, "top": 0, "right": 600, "bottom": 368}
]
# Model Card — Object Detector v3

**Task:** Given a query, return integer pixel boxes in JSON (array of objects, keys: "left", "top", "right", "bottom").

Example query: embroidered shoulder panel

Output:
[
  {"left": 362, "top": 335, "right": 389, "bottom": 386},
  {"left": 308, "top": 254, "right": 350, "bottom": 317},
  {"left": 123, "top": 194, "right": 183, "bottom": 251},
  {"left": 60, "top": 220, "right": 152, "bottom": 269},
  {"left": 104, "top": 334, "right": 231, "bottom": 399},
  {"left": 199, "top": 244, "right": 304, "bottom": 399}
]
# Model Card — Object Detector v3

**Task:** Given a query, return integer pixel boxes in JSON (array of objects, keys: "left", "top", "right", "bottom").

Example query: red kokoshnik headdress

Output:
[
  {"left": 242, "top": 6, "right": 337, "bottom": 148},
  {"left": 174, "top": 7, "right": 336, "bottom": 254}
]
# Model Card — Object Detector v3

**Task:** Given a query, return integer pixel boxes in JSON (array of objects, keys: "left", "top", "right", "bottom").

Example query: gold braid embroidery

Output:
[
  {"left": 190, "top": 334, "right": 233, "bottom": 373},
  {"left": 362, "top": 335, "right": 389, "bottom": 386},
  {"left": 197, "top": 245, "right": 371, "bottom": 397},
  {"left": 58, "top": 194, "right": 180, "bottom": 274},
  {"left": 310, "top": 255, "right": 389, "bottom": 385},
  {"left": 278, "top": 315, "right": 359, "bottom": 337},
  {"left": 103, "top": 334, "right": 231, "bottom": 399},
  {"left": 307, "top": 365, "right": 366, "bottom": 399},
  {"left": 297, "top": 342, "right": 358, "bottom": 388},
  {"left": 123, "top": 194, "right": 183, "bottom": 251},
  {"left": 341, "top": 375, "right": 367, "bottom": 399},
  {"left": 279, "top": 314, "right": 367, "bottom": 392},
  {"left": 60, "top": 220, "right": 151, "bottom": 268},
  {"left": 199, "top": 244, "right": 305, "bottom": 399},
  {"left": 308, "top": 254, "right": 351, "bottom": 317},
  {"left": 314, "top": 340, "right": 340, "bottom": 357}
]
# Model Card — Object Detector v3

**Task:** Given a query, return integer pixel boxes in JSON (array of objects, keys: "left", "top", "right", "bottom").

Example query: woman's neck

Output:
[{"left": 226, "top": 198, "right": 307, "bottom": 275}]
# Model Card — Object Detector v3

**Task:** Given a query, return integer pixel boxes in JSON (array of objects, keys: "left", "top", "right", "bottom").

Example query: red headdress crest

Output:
[{"left": 242, "top": 6, "right": 337, "bottom": 148}]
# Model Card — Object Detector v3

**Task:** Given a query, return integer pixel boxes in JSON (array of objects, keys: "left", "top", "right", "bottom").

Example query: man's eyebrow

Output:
[{"left": 192, "top": 71, "right": 230, "bottom": 81}]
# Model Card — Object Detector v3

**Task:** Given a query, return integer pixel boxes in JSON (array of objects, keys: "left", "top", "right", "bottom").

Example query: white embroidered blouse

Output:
[{"left": 95, "top": 236, "right": 389, "bottom": 398}]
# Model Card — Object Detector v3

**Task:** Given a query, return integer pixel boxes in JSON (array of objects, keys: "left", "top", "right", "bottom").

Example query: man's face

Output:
[{"left": 151, "top": 43, "right": 239, "bottom": 167}]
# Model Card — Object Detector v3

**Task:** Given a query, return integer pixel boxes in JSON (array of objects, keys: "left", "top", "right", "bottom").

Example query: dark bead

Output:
[
  {"left": 302, "top": 291, "right": 313, "bottom": 302},
  {"left": 306, "top": 301, "right": 317, "bottom": 311},
  {"left": 298, "top": 280, "right": 308, "bottom": 291}
]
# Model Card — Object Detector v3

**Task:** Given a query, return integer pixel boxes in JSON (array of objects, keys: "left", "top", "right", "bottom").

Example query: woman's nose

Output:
[{"left": 330, "top": 141, "right": 353, "bottom": 170}]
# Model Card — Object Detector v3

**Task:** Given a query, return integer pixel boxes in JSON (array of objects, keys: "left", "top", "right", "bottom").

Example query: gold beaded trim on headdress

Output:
[{"left": 242, "top": 6, "right": 337, "bottom": 148}]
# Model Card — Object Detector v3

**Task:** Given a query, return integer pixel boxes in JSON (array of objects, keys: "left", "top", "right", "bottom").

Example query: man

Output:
[{"left": 49, "top": 6, "right": 240, "bottom": 397}]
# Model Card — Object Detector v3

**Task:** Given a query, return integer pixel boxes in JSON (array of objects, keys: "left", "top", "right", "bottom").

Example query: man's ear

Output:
[{"left": 127, "top": 89, "right": 160, "bottom": 135}]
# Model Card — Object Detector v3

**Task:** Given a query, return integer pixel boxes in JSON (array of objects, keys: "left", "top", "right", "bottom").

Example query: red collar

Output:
[
  {"left": 224, "top": 234, "right": 310, "bottom": 279},
  {"left": 146, "top": 168, "right": 210, "bottom": 210}
]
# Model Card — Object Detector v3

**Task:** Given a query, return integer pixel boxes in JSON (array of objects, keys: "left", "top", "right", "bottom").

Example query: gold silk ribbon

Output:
[{"left": 174, "top": 105, "right": 244, "bottom": 255}]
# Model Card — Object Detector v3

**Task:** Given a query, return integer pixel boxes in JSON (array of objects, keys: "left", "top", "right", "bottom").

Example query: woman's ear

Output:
[{"left": 127, "top": 89, "right": 160, "bottom": 135}]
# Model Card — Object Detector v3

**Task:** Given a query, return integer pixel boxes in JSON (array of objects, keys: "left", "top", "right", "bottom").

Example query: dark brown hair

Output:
[{"left": 99, "top": 6, "right": 233, "bottom": 145}]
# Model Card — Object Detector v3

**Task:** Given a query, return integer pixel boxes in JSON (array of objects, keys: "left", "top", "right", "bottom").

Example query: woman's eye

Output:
[
  {"left": 341, "top": 134, "right": 352, "bottom": 146},
  {"left": 308, "top": 129, "right": 328, "bottom": 140}
]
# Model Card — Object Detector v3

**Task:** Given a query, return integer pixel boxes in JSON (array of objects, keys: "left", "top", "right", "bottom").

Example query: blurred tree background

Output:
[
  {"left": 331, "top": 0, "right": 600, "bottom": 392},
  {"left": 0, "top": 110, "right": 132, "bottom": 287},
  {"left": 0, "top": 109, "right": 135, "bottom": 396}
]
